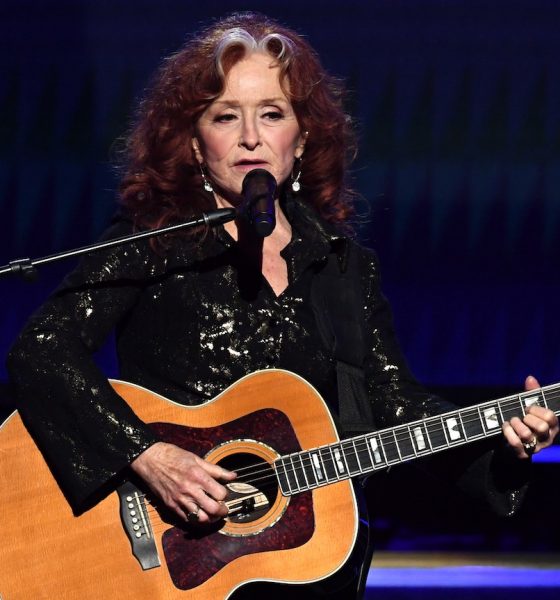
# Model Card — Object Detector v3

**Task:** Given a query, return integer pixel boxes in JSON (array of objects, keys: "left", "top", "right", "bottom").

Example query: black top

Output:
[{"left": 6, "top": 196, "right": 529, "bottom": 513}]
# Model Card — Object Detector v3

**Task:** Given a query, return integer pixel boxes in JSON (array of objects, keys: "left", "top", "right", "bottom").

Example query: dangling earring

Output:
[
  {"left": 200, "top": 165, "right": 213, "bottom": 193},
  {"left": 291, "top": 159, "right": 302, "bottom": 193}
]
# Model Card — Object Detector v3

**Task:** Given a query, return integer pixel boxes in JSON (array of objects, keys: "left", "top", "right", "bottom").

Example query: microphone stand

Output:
[{"left": 0, "top": 208, "right": 237, "bottom": 281}]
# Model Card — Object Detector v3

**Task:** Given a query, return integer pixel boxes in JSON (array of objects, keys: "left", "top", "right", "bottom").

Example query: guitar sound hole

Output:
[{"left": 218, "top": 452, "right": 278, "bottom": 524}]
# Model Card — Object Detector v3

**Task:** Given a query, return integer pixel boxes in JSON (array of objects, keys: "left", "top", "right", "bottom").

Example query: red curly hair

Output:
[{"left": 119, "top": 12, "right": 356, "bottom": 234}]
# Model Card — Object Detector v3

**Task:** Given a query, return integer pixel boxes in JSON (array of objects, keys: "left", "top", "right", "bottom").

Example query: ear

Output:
[
  {"left": 294, "top": 130, "right": 308, "bottom": 159},
  {"left": 191, "top": 137, "right": 204, "bottom": 164}
]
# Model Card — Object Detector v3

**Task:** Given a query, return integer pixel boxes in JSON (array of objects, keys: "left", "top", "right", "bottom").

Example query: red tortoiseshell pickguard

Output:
[{"left": 150, "top": 409, "right": 315, "bottom": 590}]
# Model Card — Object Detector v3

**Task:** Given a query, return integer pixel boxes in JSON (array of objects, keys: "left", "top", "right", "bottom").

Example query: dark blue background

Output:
[
  {"left": 1, "top": 0, "right": 559, "bottom": 388},
  {"left": 1, "top": 0, "right": 560, "bottom": 558}
]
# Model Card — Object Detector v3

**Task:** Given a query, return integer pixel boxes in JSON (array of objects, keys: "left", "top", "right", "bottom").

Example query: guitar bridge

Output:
[{"left": 117, "top": 481, "right": 160, "bottom": 570}]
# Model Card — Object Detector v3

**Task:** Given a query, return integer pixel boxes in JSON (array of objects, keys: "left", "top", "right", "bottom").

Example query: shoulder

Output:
[
  {"left": 57, "top": 218, "right": 171, "bottom": 288},
  {"left": 341, "top": 238, "right": 381, "bottom": 278}
]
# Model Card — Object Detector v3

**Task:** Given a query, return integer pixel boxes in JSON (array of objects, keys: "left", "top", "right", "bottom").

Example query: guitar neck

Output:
[{"left": 275, "top": 383, "right": 560, "bottom": 496}]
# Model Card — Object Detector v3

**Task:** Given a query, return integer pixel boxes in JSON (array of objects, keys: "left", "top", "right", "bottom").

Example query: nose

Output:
[{"left": 239, "top": 115, "right": 261, "bottom": 150}]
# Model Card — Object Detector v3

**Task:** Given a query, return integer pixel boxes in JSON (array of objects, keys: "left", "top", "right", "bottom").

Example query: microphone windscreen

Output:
[{"left": 241, "top": 169, "right": 277, "bottom": 237}]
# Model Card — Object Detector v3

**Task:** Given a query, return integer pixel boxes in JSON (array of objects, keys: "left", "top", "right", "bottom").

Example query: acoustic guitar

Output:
[{"left": 0, "top": 369, "right": 558, "bottom": 599}]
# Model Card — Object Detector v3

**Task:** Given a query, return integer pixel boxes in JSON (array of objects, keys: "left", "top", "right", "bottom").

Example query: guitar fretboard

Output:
[{"left": 275, "top": 383, "right": 560, "bottom": 496}]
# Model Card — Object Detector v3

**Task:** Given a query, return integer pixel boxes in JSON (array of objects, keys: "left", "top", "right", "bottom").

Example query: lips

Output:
[
  {"left": 233, "top": 160, "right": 269, "bottom": 173},
  {"left": 234, "top": 159, "right": 268, "bottom": 167}
]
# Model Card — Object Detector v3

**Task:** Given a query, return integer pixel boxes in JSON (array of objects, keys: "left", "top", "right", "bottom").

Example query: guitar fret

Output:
[
  {"left": 407, "top": 427, "right": 420, "bottom": 457},
  {"left": 480, "top": 403, "right": 501, "bottom": 433},
  {"left": 285, "top": 456, "right": 300, "bottom": 492},
  {"left": 443, "top": 412, "right": 464, "bottom": 443},
  {"left": 351, "top": 438, "right": 365, "bottom": 473},
  {"left": 426, "top": 417, "right": 447, "bottom": 449},
  {"left": 334, "top": 446, "right": 348, "bottom": 479},
  {"left": 372, "top": 435, "right": 388, "bottom": 467},
  {"left": 367, "top": 435, "right": 384, "bottom": 467},
  {"left": 392, "top": 430, "right": 403, "bottom": 461},
  {"left": 321, "top": 446, "right": 338, "bottom": 481},
  {"left": 422, "top": 422, "right": 433, "bottom": 452},
  {"left": 341, "top": 440, "right": 360, "bottom": 476},
  {"left": 276, "top": 458, "right": 293, "bottom": 495},
  {"left": 375, "top": 434, "right": 389, "bottom": 464},
  {"left": 395, "top": 426, "right": 415, "bottom": 459},
  {"left": 476, "top": 405, "right": 487, "bottom": 437},
  {"left": 406, "top": 426, "right": 418, "bottom": 456},
  {"left": 289, "top": 455, "right": 303, "bottom": 492},
  {"left": 495, "top": 401, "right": 506, "bottom": 426},
  {"left": 329, "top": 446, "right": 340, "bottom": 480},
  {"left": 462, "top": 406, "right": 484, "bottom": 439},
  {"left": 343, "top": 442, "right": 355, "bottom": 474},
  {"left": 317, "top": 448, "right": 330, "bottom": 483},
  {"left": 323, "top": 446, "right": 335, "bottom": 480},
  {"left": 356, "top": 437, "right": 374, "bottom": 471},
  {"left": 298, "top": 452, "right": 313, "bottom": 491},
  {"left": 306, "top": 452, "right": 319, "bottom": 488},
  {"left": 459, "top": 412, "right": 468, "bottom": 439},
  {"left": 310, "top": 451, "right": 325, "bottom": 483},
  {"left": 500, "top": 395, "right": 522, "bottom": 423},
  {"left": 440, "top": 415, "right": 451, "bottom": 446},
  {"left": 409, "top": 423, "right": 434, "bottom": 455},
  {"left": 371, "top": 434, "right": 385, "bottom": 465},
  {"left": 380, "top": 431, "right": 399, "bottom": 464},
  {"left": 453, "top": 413, "right": 464, "bottom": 441}
]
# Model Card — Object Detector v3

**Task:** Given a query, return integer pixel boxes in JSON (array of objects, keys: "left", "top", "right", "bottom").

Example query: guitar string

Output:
[
  {"left": 124, "top": 391, "right": 560, "bottom": 535},
  {"left": 224, "top": 391, "right": 560, "bottom": 489},
  {"left": 133, "top": 391, "right": 560, "bottom": 521},
  {"left": 151, "top": 389, "right": 560, "bottom": 486},
  {"left": 139, "top": 415, "right": 560, "bottom": 534},
  {"left": 193, "top": 391, "right": 560, "bottom": 484},
  {"left": 136, "top": 392, "right": 560, "bottom": 501},
  {"left": 134, "top": 408, "right": 541, "bottom": 514},
  {"left": 171, "top": 394, "right": 560, "bottom": 496}
]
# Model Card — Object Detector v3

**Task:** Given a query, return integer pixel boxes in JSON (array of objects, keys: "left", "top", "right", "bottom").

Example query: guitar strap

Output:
[
  {"left": 310, "top": 241, "right": 377, "bottom": 435},
  {"left": 310, "top": 241, "right": 377, "bottom": 596}
]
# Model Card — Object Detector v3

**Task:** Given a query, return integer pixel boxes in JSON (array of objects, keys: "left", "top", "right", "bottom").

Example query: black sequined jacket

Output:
[{"left": 7, "top": 196, "right": 529, "bottom": 514}]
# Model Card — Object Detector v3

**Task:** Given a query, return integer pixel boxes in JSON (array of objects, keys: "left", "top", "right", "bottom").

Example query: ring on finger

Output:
[
  {"left": 186, "top": 503, "right": 201, "bottom": 523},
  {"left": 522, "top": 436, "right": 538, "bottom": 453}
]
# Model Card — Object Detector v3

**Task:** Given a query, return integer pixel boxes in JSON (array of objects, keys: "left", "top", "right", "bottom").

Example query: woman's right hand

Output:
[{"left": 130, "top": 441, "right": 236, "bottom": 523}]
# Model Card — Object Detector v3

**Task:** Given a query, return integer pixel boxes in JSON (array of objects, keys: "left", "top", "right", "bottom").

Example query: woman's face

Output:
[{"left": 192, "top": 52, "right": 306, "bottom": 206}]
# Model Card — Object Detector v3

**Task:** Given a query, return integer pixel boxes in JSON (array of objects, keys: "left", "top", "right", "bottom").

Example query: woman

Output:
[{"left": 7, "top": 12, "right": 558, "bottom": 600}]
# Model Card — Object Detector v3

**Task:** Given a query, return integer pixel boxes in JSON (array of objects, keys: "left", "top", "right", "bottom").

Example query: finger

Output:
[
  {"left": 182, "top": 498, "right": 224, "bottom": 524},
  {"left": 522, "top": 414, "right": 552, "bottom": 441},
  {"left": 524, "top": 375, "right": 540, "bottom": 391},
  {"left": 197, "top": 458, "right": 237, "bottom": 482},
  {"left": 190, "top": 488, "right": 230, "bottom": 519},
  {"left": 193, "top": 458, "right": 236, "bottom": 501},
  {"left": 508, "top": 416, "right": 536, "bottom": 443},
  {"left": 526, "top": 405, "right": 558, "bottom": 426},
  {"left": 192, "top": 470, "right": 230, "bottom": 503},
  {"left": 183, "top": 500, "right": 215, "bottom": 525},
  {"left": 502, "top": 421, "right": 529, "bottom": 459}
]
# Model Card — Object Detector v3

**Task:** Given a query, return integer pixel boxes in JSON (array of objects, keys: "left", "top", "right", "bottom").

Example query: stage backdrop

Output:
[{"left": 1, "top": 0, "right": 559, "bottom": 389}]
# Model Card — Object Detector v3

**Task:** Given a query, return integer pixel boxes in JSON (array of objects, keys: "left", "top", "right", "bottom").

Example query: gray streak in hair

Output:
[{"left": 214, "top": 28, "right": 295, "bottom": 79}]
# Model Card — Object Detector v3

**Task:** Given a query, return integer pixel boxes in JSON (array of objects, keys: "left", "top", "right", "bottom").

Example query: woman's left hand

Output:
[{"left": 502, "top": 375, "right": 559, "bottom": 459}]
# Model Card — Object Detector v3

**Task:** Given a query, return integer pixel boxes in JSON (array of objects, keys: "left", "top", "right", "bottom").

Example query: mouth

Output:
[{"left": 233, "top": 159, "right": 269, "bottom": 171}]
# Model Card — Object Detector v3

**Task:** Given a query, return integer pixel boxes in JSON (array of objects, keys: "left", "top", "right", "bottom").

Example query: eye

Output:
[
  {"left": 263, "top": 111, "right": 284, "bottom": 121},
  {"left": 214, "top": 113, "right": 237, "bottom": 123}
]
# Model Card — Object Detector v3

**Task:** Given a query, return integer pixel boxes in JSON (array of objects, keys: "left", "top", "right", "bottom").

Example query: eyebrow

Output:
[{"left": 212, "top": 97, "right": 290, "bottom": 108}]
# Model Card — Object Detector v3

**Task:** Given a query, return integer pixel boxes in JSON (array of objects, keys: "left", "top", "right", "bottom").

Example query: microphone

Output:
[{"left": 241, "top": 169, "right": 277, "bottom": 237}]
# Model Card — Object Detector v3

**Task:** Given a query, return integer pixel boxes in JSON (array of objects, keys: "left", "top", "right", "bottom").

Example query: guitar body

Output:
[{"left": 0, "top": 370, "right": 358, "bottom": 600}]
